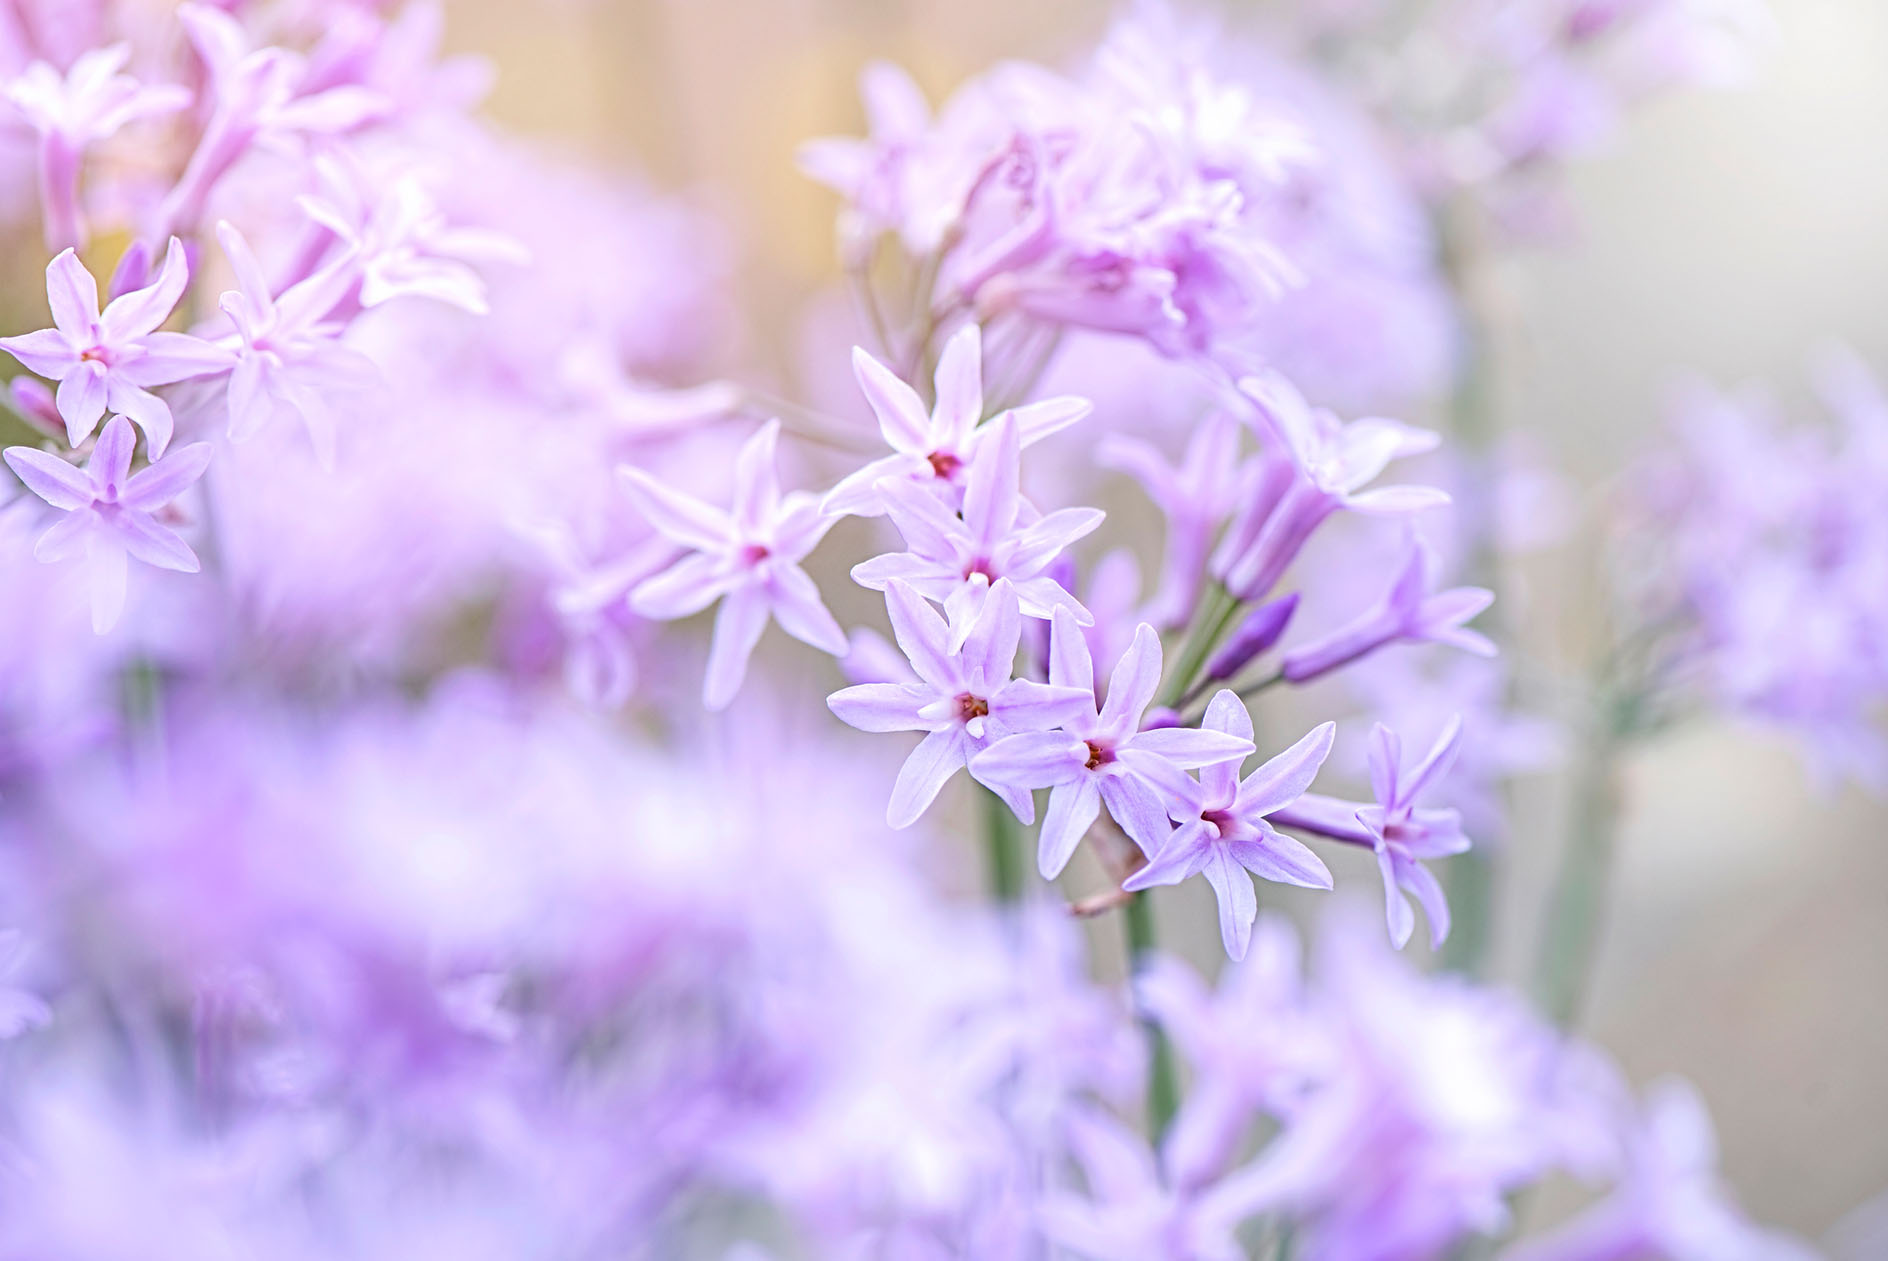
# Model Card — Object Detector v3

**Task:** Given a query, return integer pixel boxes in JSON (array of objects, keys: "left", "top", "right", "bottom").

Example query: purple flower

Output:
[
  {"left": 1098, "top": 410, "right": 1245, "bottom": 628},
  {"left": 1124, "top": 692, "right": 1336, "bottom": 960},
  {"left": 621, "top": 420, "right": 846, "bottom": 709},
  {"left": 1273, "top": 718, "right": 1470, "bottom": 949},
  {"left": 0, "top": 239, "right": 233, "bottom": 455},
  {"left": 852, "top": 414, "right": 1102, "bottom": 635},
  {"left": 1281, "top": 534, "right": 1496, "bottom": 683},
  {"left": 824, "top": 324, "right": 1090, "bottom": 517},
  {"left": 214, "top": 221, "right": 377, "bottom": 471},
  {"left": 3, "top": 414, "right": 212, "bottom": 633},
  {"left": 1, "top": 43, "right": 190, "bottom": 252},
  {"left": 1502, "top": 1078, "right": 1821, "bottom": 1261},
  {"left": 970, "top": 608, "right": 1253, "bottom": 875},
  {"left": 1214, "top": 371, "right": 1447, "bottom": 601},
  {"left": 297, "top": 156, "right": 528, "bottom": 315},
  {"left": 828, "top": 578, "right": 1091, "bottom": 828}
]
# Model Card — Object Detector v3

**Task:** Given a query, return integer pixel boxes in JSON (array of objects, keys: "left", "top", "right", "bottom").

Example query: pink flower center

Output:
[
  {"left": 963, "top": 558, "right": 997, "bottom": 581},
  {"left": 1202, "top": 808, "right": 1236, "bottom": 837},
  {"left": 739, "top": 543, "right": 771, "bottom": 566},
  {"left": 1083, "top": 740, "right": 1114, "bottom": 771},
  {"left": 926, "top": 451, "right": 961, "bottom": 479},
  {"left": 956, "top": 693, "right": 990, "bottom": 723}
]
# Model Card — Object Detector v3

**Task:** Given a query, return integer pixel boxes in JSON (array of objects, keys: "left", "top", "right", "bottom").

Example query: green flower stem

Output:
[
  {"left": 1122, "top": 888, "right": 1181, "bottom": 1143},
  {"left": 1160, "top": 582, "right": 1240, "bottom": 712},
  {"left": 981, "top": 785, "right": 1025, "bottom": 905}
]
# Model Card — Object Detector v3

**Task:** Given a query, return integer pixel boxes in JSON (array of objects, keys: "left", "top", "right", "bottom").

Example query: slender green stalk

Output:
[
  {"left": 1532, "top": 699, "right": 1633, "bottom": 1028},
  {"left": 981, "top": 785, "right": 1025, "bottom": 904},
  {"left": 1160, "top": 582, "right": 1240, "bottom": 712},
  {"left": 1122, "top": 889, "right": 1181, "bottom": 1143}
]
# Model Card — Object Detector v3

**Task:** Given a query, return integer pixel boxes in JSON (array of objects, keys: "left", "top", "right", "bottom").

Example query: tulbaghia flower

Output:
[
  {"left": 1214, "top": 371, "right": 1447, "bottom": 600},
  {"left": 297, "top": 157, "right": 528, "bottom": 315},
  {"left": 823, "top": 325, "right": 1090, "bottom": 517},
  {"left": 214, "top": 220, "right": 376, "bottom": 470},
  {"left": 1098, "top": 411, "right": 1244, "bottom": 628},
  {"left": 828, "top": 578, "right": 1091, "bottom": 827},
  {"left": 970, "top": 608, "right": 1254, "bottom": 873},
  {"left": 852, "top": 415, "right": 1103, "bottom": 633},
  {"left": 622, "top": 420, "right": 846, "bottom": 709},
  {"left": 3, "top": 414, "right": 211, "bottom": 632},
  {"left": 2, "top": 43, "right": 190, "bottom": 251},
  {"left": 1273, "top": 718, "right": 1471, "bottom": 949},
  {"left": 1036, "top": 1107, "right": 1249, "bottom": 1261},
  {"left": 1502, "top": 1078, "right": 1821, "bottom": 1261},
  {"left": 1281, "top": 535, "right": 1496, "bottom": 683},
  {"left": 0, "top": 239, "right": 233, "bottom": 454},
  {"left": 1124, "top": 692, "right": 1336, "bottom": 959}
]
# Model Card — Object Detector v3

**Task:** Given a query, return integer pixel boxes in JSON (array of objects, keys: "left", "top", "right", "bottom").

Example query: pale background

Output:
[{"left": 443, "top": 0, "right": 1888, "bottom": 1243}]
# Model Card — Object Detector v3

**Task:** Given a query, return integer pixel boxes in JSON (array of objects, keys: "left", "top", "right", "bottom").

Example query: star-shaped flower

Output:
[
  {"left": 0, "top": 238, "right": 234, "bottom": 455},
  {"left": 970, "top": 608, "right": 1254, "bottom": 875},
  {"left": 824, "top": 324, "right": 1090, "bottom": 517},
  {"left": 3, "top": 415, "right": 212, "bottom": 633},
  {"left": 1124, "top": 693, "right": 1336, "bottom": 960},
  {"left": 829, "top": 577, "right": 1091, "bottom": 827},
  {"left": 1098, "top": 410, "right": 1244, "bottom": 628},
  {"left": 621, "top": 420, "right": 847, "bottom": 710},
  {"left": 1280, "top": 535, "right": 1495, "bottom": 683},
  {"left": 2, "top": 43, "right": 190, "bottom": 251},
  {"left": 851, "top": 413, "right": 1102, "bottom": 638}
]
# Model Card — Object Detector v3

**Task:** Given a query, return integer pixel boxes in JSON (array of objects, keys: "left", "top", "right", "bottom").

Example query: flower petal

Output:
[
  {"left": 44, "top": 248, "right": 100, "bottom": 338},
  {"left": 114, "top": 510, "right": 199, "bottom": 572},
  {"left": 55, "top": 363, "right": 107, "bottom": 446},
  {"left": 1238, "top": 721, "right": 1337, "bottom": 818},
  {"left": 618, "top": 465, "right": 731, "bottom": 551},
  {"left": 120, "top": 441, "right": 211, "bottom": 511},
  {"left": 1127, "top": 726, "right": 1254, "bottom": 770},
  {"left": 931, "top": 323, "right": 982, "bottom": 445},
  {"left": 970, "top": 730, "right": 1086, "bottom": 790},
  {"left": 102, "top": 380, "right": 173, "bottom": 458},
  {"left": 99, "top": 236, "right": 188, "bottom": 342},
  {"left": 768, "top": 562, "right": 848, "bottom": 655},
  {"left": 3, "top": 446, "right": 92, "bottom": 509},
  {"left": 702, "top": 583, "right": 770, "bottom": 710},
  {"left": 827, "top": 683, "right": 931, "bottom": 733},
  {"left": 1034, "top": 776, "right": 1101, "bottom": 878},
  {"left": 1122, "top": 820, "right": 1212, "bottom": 891},
  {"left": 883, "top": 578, "right": 956, "bottom": 693},
  {"left": 630, "top": 552, "right": 737, "bottom": 620},
  {"left": 1098, "top": 622, "right": 1162, "bottom": 735},
  {"left": 851, "top": 345, "right": 930, "bottom": 452},
  {"left": 1203, "top": 845, "right": 1259, "bottom": 960},
  {"left": 887, "top": 726, "right": 967, "bottom": 828},
  {"left": 1229, "top": 830, "right": 1332, "bottom": 891}
]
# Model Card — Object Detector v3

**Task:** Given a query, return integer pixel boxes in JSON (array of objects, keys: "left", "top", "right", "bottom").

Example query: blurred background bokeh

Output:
[{"left": 436, "top": 0, "right": 1888, "bottom": 1241}]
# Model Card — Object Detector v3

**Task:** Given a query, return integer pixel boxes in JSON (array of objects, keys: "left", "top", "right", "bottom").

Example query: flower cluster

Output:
[{"left": 0, "top": 1, "right": 1828, "bottom": 1258}]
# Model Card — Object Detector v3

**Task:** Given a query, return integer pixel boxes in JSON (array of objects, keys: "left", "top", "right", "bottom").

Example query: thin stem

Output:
[
  {"left": 1159, "top": 583, "right": 1240, "bottom": 712},
  {"left": 1122, "top": 889, "right": 1181, "bottom": 1144},
  {"left": 1531, "top": 692, "right": 1637, "bottom": 1028},
  {"left": 981, "top": 785, "right": 1025, "bottom": 904}
]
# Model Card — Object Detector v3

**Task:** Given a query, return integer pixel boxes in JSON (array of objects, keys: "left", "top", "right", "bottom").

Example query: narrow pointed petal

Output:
[
  {"left": 618, "top": 465, "right": 731, "bottom": 551},
  {"left": 877, "top": 475, "right": 964, "bottom": 559},
  {"left": 1003, "top": 506, "right": 1105, "bottom": 574},
  {"left": 85, "top": 531, "right": 128, "bottom": 634},
  {"left": 630, "top": 553, "right": 737, "bottom": 619},
  {"left": 44, "top": 249, "right": 100, "bottom": 337},
  {"left": 0, "top": 328, "right": 77, "bottom": 377},
  {"left": 1204, "top": 846, "right": 1259, "bottom": 960},
  {"left": 4, "top": 446, "right": 93, "bottom": 509},
  {"left": 992, "top": 678, "right": 1092, "bottom": 733},
  {"left": 99, "top": 236, "right": 188, "bottom": 341},
  {"left": 768, "top": 562, "right": 848, "bottom": 655},
  {"left": 1367, "top": 724, "right": 1400, "bottom": 807},
  {"left": 1007, "top": 395, "right": 1091, "bottom": 445},
  {"left": 1229, "top": 831, "right": 1332, "bottom": 891},
  {"left": 969, "top": 730, "right": 1086, "bottom": 789},
  {"left": 1402, "top": 859, "right": 1452, "bottom": 949},
  {"left": 55, "top": 364, "right": 107, "bottom": 446},
  {"left": 1238, "top": 722, "right": 1337, "bottom": 818},
  {"left": 702, "top": 583, "right": 770, "bottom": 710},
  {"left": 883, "top": 578, "right": 956, "bottom": 693},
  {"left": 1047, "top": 604, "right": 1096, "bottom": 694},
  {"left": 827, "top": 683, "right": 930, "bottom": 733},
  {"left": 731, "top": 419, "right": 781, "bottom": 535},
  {"left": 1122, "top": 820, "right": 1213, "bottom": 891},
  {"left": 89, "top": 415, "right": 135, "bottom": 489},
  {"left": 1036, "top": 777, "right": 1101, "bottom": 878},
  {"left": 962, "top": 414, "right": 1019, "bottom": 554},
  {"left": 32, "top": 512, "right": 92, "bottom": 562},
  {"left": 114, "top": 511, "right": 199, "bottom": 572},
  {"left": 851, "top": 345, "right": 931, "bottom": 452},
  {"left": 120, "top": 442, "right": 212, "bottom": 511},
  {"left": 1377, "top": 847, "right": 1416, "bottom": 949},
  {"left": 821, "top": 452, "right": 919, "bottom": 517},
  {"left": 118, "top": 331, "right": 234, "bottom": 385},
  {"left": 1127, "top": 726, "right": 1254, "bottom": 769},
  {"left": 887, "top": 726, "right": 967, "bottom": 828},
  {"left": 1098, "top": 622, "right": 1162, "bottom": 734},
  {"left": 1098, "top": 774, "right": 1173, "bottom": 857},
  {"left": 931, "top": 323, "right": 982, "bottom": 443},
  {"left": 1404, "top": 715, "right": 1464, "bottom": 802}
]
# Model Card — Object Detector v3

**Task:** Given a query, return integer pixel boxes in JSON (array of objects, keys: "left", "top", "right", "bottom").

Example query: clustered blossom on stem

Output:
[{"left": 0, "top": 1, "right": 1827, "bottom": 1258}]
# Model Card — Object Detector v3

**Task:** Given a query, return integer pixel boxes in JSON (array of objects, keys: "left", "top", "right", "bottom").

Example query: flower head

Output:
[
  {"left": 828, "top": 578, "right": 1091, "bottom": 827},
  {"left": 1124, "top": 693, "right": 1336, "bottom": 960},
  {"left": 0, "top": 239, "right": 233, "bottom": 455},
  {"left": 3, "top": 415, "right": 212, "bottom": 633},
  {"left": 971, "top": 608, "right": 1253, "bottom": 875},
  {"left": 622, "top": 420, "right": 846, "bottom": 709}
]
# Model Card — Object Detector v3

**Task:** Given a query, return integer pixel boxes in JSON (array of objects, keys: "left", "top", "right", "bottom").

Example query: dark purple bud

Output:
[
  {"left": 1205, "top": 592, "right": 1299, "bottom": 682},
  {"left": 1140, "top": 706, "right": 1183, "bottom": 731}
]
